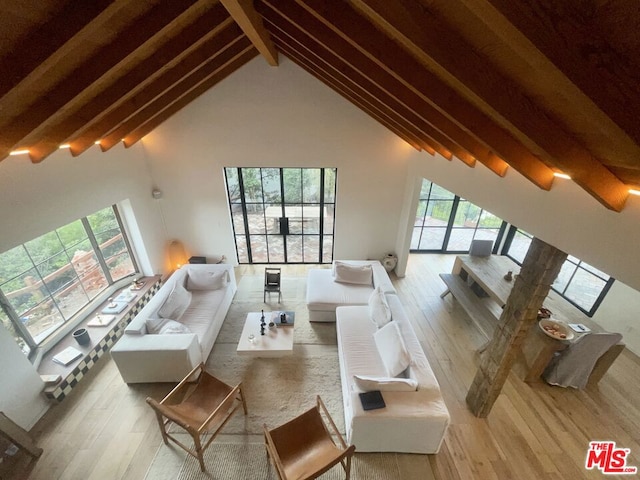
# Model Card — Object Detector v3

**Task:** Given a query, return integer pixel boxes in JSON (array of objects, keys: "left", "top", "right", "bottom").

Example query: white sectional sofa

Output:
[
  {"left": 306, "top": 260, "right": 396, "bottom": 322},
  {"left": 111, "top": 264, "right": 236, "bottom": 383},
  {"left": 336, "top": 294, "right": 450, "bottom": 453}
]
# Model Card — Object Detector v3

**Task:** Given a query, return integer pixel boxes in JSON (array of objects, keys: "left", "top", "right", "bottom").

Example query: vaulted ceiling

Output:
[{"left": 2, "top": 0, "right": 640, "bottom": 212}]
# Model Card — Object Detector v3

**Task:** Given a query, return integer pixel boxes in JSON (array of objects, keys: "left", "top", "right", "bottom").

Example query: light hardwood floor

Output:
[{"left": 6, "top": 255, "right": 640, "bottom": 479}]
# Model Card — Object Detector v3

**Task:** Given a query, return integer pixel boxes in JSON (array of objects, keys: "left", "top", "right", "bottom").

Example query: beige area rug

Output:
[
  {"left": 176, "top": 441, "right": 434, "bottom": 480},
  {"left": 145, "top": 274, "right": 435, "bottom": 479},
  {"left": 203, "top": 343, "right": 344, "bottom": 435}
]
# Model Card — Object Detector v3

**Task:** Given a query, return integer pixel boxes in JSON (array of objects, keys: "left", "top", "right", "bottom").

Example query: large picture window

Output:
[
  {"left": 502, "top": 227, "right": 614, "bottom": 316},
  {"left": 0, "top": 206, "right": 138, "bottom": 355},
  {"left": 411, "top": 179, "right": 507, "bottom": 253},
  {"left": 225, "top": 167, "right": 336, "bottom": 264}
]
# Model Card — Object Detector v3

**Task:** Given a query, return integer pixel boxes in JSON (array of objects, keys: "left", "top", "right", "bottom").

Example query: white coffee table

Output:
[{"left": 237, "top": 312, "right": 294, "bottom": 357}]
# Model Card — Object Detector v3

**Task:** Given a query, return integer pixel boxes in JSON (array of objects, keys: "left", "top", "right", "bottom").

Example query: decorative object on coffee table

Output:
[
  {"left": 272, "top": 311, "right": 295, "bottom": 326},
  {"left": 237, "top": 312, "right": 295, "bottom": 357},
  {"left": 503, "top": 270, "right": 513, "bottom": 281}
]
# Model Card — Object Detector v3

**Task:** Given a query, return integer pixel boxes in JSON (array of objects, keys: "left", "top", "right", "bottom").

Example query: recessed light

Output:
[
  {"left": 629, "top": 188, "right": 640, "bottom": 196},
  {"left": 553, "top": 172, "right": 571, "bottom": 180},
  {"left": 9, "top": 149, "right": 29, "bottom": 156}
]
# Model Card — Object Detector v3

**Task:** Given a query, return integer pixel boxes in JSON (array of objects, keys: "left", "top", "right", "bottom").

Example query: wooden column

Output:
[{"left": 466, "top": 238, "right": 567, "bottom": 417}]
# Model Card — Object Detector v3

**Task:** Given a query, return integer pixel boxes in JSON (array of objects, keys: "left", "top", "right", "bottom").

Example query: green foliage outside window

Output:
[{"left": 0, "top": 206, "right": 137, "bottom": 352}]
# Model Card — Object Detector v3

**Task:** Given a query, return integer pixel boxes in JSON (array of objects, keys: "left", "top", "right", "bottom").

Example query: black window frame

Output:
[
  {"left": 501, "top": 226, "right": 614, "bottom": 316},
  {"left": 0, "top": 205, "right": 139, "bottom": 358}
]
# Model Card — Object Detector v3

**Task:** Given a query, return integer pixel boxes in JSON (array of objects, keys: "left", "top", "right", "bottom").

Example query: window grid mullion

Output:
[{"left": 82, "top": 217, "right": 113, "bottom": 285}]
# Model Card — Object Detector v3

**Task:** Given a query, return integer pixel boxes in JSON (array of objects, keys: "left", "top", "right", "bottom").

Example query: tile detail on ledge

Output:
[{"left": 44, "top": 279, "right": 162, "bottom": 402}]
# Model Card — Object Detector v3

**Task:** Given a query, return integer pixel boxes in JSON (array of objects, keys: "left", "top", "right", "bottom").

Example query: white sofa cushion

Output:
[
  {"left": 158, "top": 284, "right": 191, "bottom": 319},
  {"left": 374, "top": 321, "right": 411, "bottom": 377},
  {"left": 354, "top": 374, "right": 418, "bottom": 392},
  {"left": 369, "top": 287, "right": 391, "bottom": 328},
  {"left": 158, "top": 319, "right": 192, "bottom": 334},
  {"left": 186, "top": 269, "right": 228, "bottom": 291},
  {"left": 334, "top": 261, "right": 373, "bottom": 286}
]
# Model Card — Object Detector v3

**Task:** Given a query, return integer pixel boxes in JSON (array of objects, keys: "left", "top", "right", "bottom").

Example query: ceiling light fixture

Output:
[
  {"left": 94, "top": 140, "right": 101, "bottom": 145},
  {"left": 9, "top": 149, "right": 30, "bottom": 156},
  {"left": 553, "top": 172, "right": 571, "bottom": 179},
  {"left": 629, "top": 188, "right": 640, "bottom": 196},
  {"left": 59, "top": 144, "right": 71, "bottom": 149}
]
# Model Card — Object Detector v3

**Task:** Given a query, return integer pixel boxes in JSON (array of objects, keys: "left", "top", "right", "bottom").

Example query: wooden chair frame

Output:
[
  {"left": 146, "top": 362, "right": 247, "bottom": 472},
  {"left": 263, "top": 396, "right": 355, "bottom": 480}
]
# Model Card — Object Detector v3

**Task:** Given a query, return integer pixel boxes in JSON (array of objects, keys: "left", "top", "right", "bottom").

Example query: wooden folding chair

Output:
[{"left": 146, "top": 363, "right": 247, "bottom": 472}]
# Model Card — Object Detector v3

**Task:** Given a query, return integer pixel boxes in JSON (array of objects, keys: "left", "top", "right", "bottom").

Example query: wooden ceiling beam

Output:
[
  {"left": 261, "top": 0, "right": 495, "bottom": 169},
  {"left": 0, "top": 0, "right": 115, "bottom": 101},
  {"left": 69, "top": 24, "right": 244, "bottom": 157},
  {"left": 293, "top": 0, "right": 552, "bottom": 189},
  {"left": 350, "top": 0, "right": 629, "bottom": 211},
  {"left": 484, "top": 0, "right": 640, "bottom": 147},
  {"left": 0, "top": 0, "right": 198, "bottom": 162},
  {"left": 264, "top": 14, "right": 469, "bottom": 162},
  {"left": 123, "top": 48, "right": 259, "bottom": 147},
  {"left": 278, "top": 46, "right": 425, "bottom": 152},
  {"left": 220, "top": 0, "right": 279, "bottom": 66},
  {"left": 275, "top": 40, "right": 432, "bottom": 153},
  {"left": 28, "top": 4, "right": 235, "bottom": 163},
  {"left": 103, "top": 37, "right": 254, "bottom": 151}
]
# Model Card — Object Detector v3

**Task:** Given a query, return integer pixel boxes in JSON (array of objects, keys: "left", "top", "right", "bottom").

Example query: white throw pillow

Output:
[
  {"left": 158, "top": 319, "right": 192, "bottom": 335},
  {"left": 353, "top": 374, "right": 418, "bottom": 392},
  {"left": 369, "top": 287, "right": 391, "bottom": 328},
  {"left": 374, "top": 322, "right": 411, "bottom": 377},
  {"left": 333, "top": 261, "right": 373, "bottom": 286},
  {"left": 157, "top": 284, "right": 192, "bottom": 320},
  {"left": 145, "top": 316, "right": 168, "bottom": 334},
  {"left": 186, "top": 269, "right": 228, "bottom": 291}
]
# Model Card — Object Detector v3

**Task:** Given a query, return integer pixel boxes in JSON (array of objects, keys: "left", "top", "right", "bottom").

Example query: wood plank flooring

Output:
[{"left": 5, "top": 255, "right": 639, "bottom": 479}]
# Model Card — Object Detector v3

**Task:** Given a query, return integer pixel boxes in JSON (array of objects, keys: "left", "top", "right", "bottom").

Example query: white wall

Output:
[
  {"left": 593, "top": 282, "right": 640, "bottom": 356},
  {"left": 0, "top": 143, "right": 166, "bottom": 272},
  {"left": 0, "top": 325, "right": 48, "bottom": 429},
  {"left": 403, "top": 155, "right": 640, "bottom": 290},
  {"left": 140, "top": 56, "right": 414, "bottom": 264},
  {"left": 0, "top": 143, "right": 167, "bottom": 428}
]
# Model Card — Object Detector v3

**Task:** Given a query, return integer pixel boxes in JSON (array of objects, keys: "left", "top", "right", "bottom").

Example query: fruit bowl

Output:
[{"left": 538, "top": 319, "right": 575, "bottom": 341}]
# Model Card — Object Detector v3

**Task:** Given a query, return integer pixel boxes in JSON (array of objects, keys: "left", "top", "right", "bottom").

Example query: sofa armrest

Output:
[
  {"left": 111, "top": 333, "right": 202, "bottom": 383},
  {"left": 348, "top": 389, "right": 450, "bottom": 453}
]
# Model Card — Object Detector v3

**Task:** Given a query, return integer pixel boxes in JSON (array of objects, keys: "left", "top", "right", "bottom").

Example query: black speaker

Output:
[{"left": 188, "top": 256, "right": 206, "bottom": 264}]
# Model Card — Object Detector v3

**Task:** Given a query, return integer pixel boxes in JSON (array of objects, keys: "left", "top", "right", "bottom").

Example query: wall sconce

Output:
[{"left": 169, "top": 240, "right": 187, "bottom": 270}]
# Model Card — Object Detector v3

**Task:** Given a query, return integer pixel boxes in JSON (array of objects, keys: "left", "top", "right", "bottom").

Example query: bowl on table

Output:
[{"left": 538, "top": 319, "right": 575, "bottom": 341}]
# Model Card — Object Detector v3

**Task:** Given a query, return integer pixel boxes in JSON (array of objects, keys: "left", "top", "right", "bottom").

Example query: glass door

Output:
[{"left": 225, "top": 167, "right": 336, "bottom": 264}]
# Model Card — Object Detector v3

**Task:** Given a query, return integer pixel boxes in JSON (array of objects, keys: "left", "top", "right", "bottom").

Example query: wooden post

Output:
[{"left": 466, "top": 238, "right": 567, "bottom": 417}]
